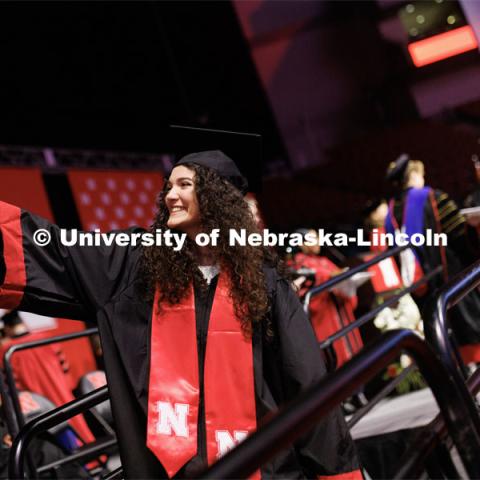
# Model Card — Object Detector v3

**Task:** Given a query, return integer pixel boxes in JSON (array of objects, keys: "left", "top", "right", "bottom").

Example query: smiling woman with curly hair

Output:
[
  {"left": 0, "top": 150, "right": 360, "bottom": 480},
  {"left": 136, "top": 150, "right": 360, "bottom": 479},
  {"left": 140, "top": 160, "right": 276, "bottom": 334}
]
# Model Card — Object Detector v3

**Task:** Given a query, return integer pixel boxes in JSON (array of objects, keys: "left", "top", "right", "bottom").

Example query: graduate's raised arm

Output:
[
  {"left": 0, "top": 200, "right": 141, "bottom": 321},
  {"left": 272, "top": 274, "right": 362, "bottom": 479}
]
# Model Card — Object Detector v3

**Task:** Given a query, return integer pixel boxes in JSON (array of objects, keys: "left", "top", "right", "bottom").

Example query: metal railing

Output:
[
  {"left": 423, "top": 260, "right": 480, "bottom": 439},
  {"left": 347, "top": 363, "right": 417, "bottom": 429},
  {"left": 318, "top": 265, "right": 441, "bottom": 353},
  {"left": 424, "top": 259, "right": 480, "bottom": 378},
  {"left": 393, "top": 367, "right": 480, "bottom": 479},
  {"left": 303, "top": 244, "right": 409, "bottom": 313},
  {"left": 12, "top": 330, "right": 480, "bottom": 479},
  {"left": 9, "top": 261, "right": 480, "bottom": 478},
  {"left": 3, "top": 327, "right": 99, "bottom": 436},
  {"left": 198, "top": 329, "right": 480, "bottom": 479},
  {"left": 301, "top": 244, "right": 442, "bottom": 426},
  {"left": 9, "top": 386, "right": 110, "bottom": 479},
  {"left": 302, "top": 244, "right": 441, "bottom": 370},
  {"left": 35, "top": 437, "right": 117, "bottom": 476}
]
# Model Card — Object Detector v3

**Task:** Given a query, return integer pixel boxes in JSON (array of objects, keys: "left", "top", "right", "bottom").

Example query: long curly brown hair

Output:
[{"left": 139, "top": 162, "right": 281, "bottom": 334}]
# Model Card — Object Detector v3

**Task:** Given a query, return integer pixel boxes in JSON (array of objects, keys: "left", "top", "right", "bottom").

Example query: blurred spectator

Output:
[{"left": 0, "top": 310, "right": 95, "bottom": 446}]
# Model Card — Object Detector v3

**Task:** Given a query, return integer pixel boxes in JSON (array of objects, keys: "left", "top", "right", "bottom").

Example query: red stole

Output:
[{"left": 146, "top": 273, "right": 259, "bottom": 478}]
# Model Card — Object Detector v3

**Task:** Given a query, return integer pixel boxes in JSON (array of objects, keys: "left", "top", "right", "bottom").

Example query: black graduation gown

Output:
[{"left": 0, "top": 204, "right": 360, "bottom": 479}]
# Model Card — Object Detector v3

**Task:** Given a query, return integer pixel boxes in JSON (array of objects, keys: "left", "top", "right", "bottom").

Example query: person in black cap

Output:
[
  {"left": 385, "top": 153, "right": 410, "bottom": 187},
  {"left": 0, "top": 309, "right": 28, "bottom": 339},
  {"left": 0, "top": 149, "right": 361, "bottom": 479},
  {"left": 385, "top": 154, "right": 480, "bottom": 363}
]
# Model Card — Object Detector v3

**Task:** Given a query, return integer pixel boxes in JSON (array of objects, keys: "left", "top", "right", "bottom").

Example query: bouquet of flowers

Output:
[{"left": 374, "top": 293, "right": 426, "bottom": 394}]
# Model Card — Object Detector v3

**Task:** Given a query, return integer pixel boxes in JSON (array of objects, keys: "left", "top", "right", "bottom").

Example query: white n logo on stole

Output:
[
  {"left": 156, "top": 401, "right": 190, "bottom": 438},
  {"left": 215, "top": 430, "right": 248, "bottom": 458}
]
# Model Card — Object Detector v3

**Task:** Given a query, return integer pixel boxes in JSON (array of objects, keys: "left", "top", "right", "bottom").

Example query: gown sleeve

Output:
[
  {"left": 272, "top": 273, "right": 362, "bottom": 479},
  {"left": 431, "top": 189, "right": 477, "bottom": 266},
  {"left": 0, "top": 200, "right": 142, "bottom": 321}
]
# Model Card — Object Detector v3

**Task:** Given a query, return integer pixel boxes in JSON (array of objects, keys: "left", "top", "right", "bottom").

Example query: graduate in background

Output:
[
  {"left": 0, "top": 144, "right": 361, "bottom": 479},
  {"left": 292, "top": 229, "right": 363, "bottom": 369},
  {"left": 385, "top": 154, "right": 480, "bottom": 364},
  {"left": 363, "top": 200, "right": 422, "bottom": 338}
]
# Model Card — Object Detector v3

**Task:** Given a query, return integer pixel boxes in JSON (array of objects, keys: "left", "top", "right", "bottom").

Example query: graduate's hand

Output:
[
  {"left": 2, "top": 433, "right": 12, "bottom": 447},
  {"left": 292, "top": 275, "right": 306, "bottom": 291}
]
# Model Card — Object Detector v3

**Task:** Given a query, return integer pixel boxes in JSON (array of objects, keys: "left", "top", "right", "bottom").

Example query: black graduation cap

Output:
[
  {"left": 362, "top": 198, "right": 385, "bottom": 218},
  {"left": 170, "top": 125, "right": 262, "bottom": 193},
  {"left": 386, "top": 153, "right": 410, "bottom": 183},
  {"left": 177, "top": 150, "right": 248, "bottom": 195}
]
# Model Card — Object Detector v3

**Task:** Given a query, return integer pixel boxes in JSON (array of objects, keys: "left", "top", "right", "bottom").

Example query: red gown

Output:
[{"left": 294, "top": 253, "right": 363, "bottom": 367}]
